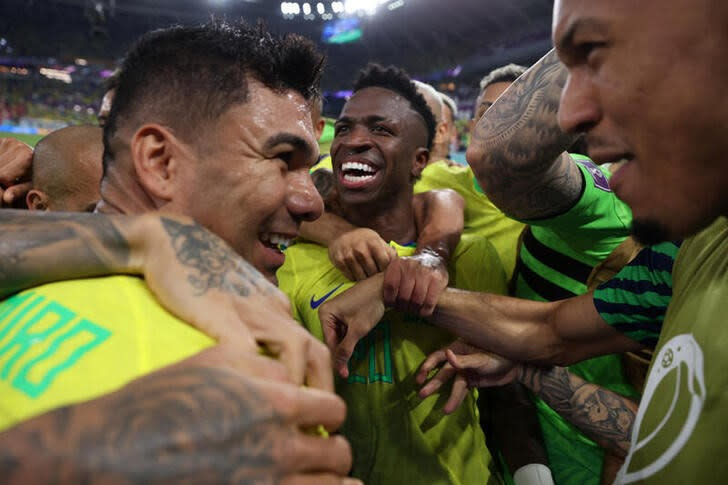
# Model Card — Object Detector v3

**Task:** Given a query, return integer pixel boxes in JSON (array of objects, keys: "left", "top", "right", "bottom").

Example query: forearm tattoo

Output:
[
  {"left": 160, "top": 217, "right": 270, "bottom": 297},
  {"left": 471, "top": 49, "right": 582, "bottom": 219},
  {"left": 520, "top": 366, "right": 637, "bottom": 457},
  {"left": 0, "top": 211, "right": 129, "bottom": 296},
  {"left": 0, "top": 366, "right": 290, "bottom": 484}
]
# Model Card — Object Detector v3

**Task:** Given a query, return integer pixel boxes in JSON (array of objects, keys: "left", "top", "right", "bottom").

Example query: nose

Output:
[
  {"left": 336, "top": 124, "right": 374, "bottom": 154},
  {"left": 287, "top": 169, "right": 324, "bottom": 222},
  {"left": 558, "top": 71, "right": 602, "bottom": 135}
]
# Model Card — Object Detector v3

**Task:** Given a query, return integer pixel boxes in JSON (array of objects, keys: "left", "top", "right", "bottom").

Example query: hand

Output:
[
  {"left": 0, "top": 348, "right": 360, "bottom": 485},
  {"left": 417, "top": 339, "right": 521, "bottom": 414},
  {"left": 383, "top": 249, "right": 449, "bottom": 317},
  {"left": 0, "top": 138, "right": 33, "bottom": 208},
  {"left": 137, "top": 215, "right": 334, "bottom": 392},
  {"left": 328, "top": 227, "right": 396, "bottom": 281},
  {"left": 318, "top": 274, "right": 386, "bottom": 378}
]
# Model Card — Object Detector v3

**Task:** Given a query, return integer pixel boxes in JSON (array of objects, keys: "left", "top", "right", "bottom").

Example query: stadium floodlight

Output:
[
  {"left": 317, "top": 2, "right": 325, "bottom": 14},
  {"left": 302, "top": 2, "right": 311, "bottom": 15},
  {"left": 331, "top": 1, "right": 344, "bottom": 13}
]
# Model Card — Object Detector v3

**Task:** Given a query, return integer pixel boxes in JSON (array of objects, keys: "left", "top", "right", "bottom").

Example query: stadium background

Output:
[{"left": 0, "top": 0, "right": 553, "bottom": 150}]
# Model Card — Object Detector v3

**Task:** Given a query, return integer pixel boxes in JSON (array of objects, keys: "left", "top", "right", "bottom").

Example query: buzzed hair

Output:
[
  {"left": 479, "top": 63, "right": 527, "bottom": 93},
  {"left": 104, "top": 20, "right": 325, "bottom": 175},
  {"left": 32, "top": 124, "right": 103, "bottom": 203},
  {"left": 412, "top": 80, "right": 444, "bottom": 123},
  {"left": 439, "top": 92, "right": 457, "bottom": 119},
  {"left": 353, "top": 63, "right": 436, "bottom": 150}
]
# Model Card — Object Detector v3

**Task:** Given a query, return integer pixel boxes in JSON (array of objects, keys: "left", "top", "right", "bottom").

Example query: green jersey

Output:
[
  {"left": 414, "top": 161, "right": 524, "bottom": 279},
  {"left": 616, "top": 217, "right": 728, "bottom": 484},
  {"left": 277, "top": 234, "right": 507, "bottom": 484},
  {"left": 515, "top": 156, "right": 638, "bottom": 485}
]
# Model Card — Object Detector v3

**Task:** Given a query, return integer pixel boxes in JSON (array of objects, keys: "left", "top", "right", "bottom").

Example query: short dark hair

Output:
[
  {"left": 103, "top": 20, "right": 325, "bottom": 174},
  {"left": 478, "top": 63, "right": 527, "bottom": 93},
  {"left": 352, "top": 63, "right": 436, "bottom": 150}
]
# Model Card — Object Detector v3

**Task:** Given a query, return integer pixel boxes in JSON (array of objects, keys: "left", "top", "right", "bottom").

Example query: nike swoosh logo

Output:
[{"left": 310, "top": 283, "right": 345, "bottom": 309}]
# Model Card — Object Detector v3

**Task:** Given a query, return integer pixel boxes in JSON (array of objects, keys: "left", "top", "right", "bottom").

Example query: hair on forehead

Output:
[
  {"left": 103, "top": 19, "right": 325, "bottom": 175},
  {"left": 352, "top": 63, "right": 436, "bottom": 150},
  {"left": 439, "top": 92, "right": 458, "bottom": 118}
]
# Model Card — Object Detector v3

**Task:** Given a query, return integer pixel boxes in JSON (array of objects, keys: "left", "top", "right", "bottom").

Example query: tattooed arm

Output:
[
  {"left": 466, "top": 49, "right": 583, "bottom": 220},
  {"left": 519, "top": 365, "right": 637, "bottom": 457},
  {"left": 0, "top": 210, "right": 333, "bottom": 389},
  {"left": 418, "top": 343, "right": 636, "bottom": 458},
  {"left": 0, "top": 347, "right": 355, "bottom": 484}
]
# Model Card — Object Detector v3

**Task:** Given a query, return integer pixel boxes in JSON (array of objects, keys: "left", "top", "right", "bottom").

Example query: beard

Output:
[{"left": 631, "top": 218, "right": 672, "bottom": 245}]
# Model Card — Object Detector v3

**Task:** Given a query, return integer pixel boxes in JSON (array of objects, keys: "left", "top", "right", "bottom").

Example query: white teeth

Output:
[
  {"left": 261, "top": 233, "right": 293, "bottom": 248},
  {"left": 343, "top": 174, "right": 376, "bottom": 183},
  {"left": 341, "top": 161, "right": 376, "bottom": 173}
]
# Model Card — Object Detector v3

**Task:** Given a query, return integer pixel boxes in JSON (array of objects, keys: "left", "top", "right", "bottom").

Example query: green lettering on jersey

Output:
[
  {"left": 0, "top": 295, "right": 111, "bottom": 398},
  {"left": 348, "top": 321, "right": 393, "bottom": 384}
]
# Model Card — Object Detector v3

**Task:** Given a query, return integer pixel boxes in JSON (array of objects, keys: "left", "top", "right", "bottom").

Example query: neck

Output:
[
  {"left": 97, "top": 165, "right": 158, "bottom": 215},
  {"left": 340, "top": 190, "right": 417, "bottom": 244},
  {"left": 429, "top": 143, "right": 449, "bottom": 164}
]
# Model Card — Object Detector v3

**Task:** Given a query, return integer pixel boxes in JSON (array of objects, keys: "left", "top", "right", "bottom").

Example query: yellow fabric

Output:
[
  {"left": 278, "top": 234, "right": 507, "bottom": 484},
  {"left": 414, "top": 161, "right": 524, "bottom": 279},
  {"left": 0, "top": 276, "right": 214, "bottom": 431}
]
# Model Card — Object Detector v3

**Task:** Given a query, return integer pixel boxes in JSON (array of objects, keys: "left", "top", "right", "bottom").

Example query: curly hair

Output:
[
  {"left": 353, "top": 63, "right": 436, "bottom": 149},
  {"left": 103, "top": 20, "right": 325, "bottom": 174}
]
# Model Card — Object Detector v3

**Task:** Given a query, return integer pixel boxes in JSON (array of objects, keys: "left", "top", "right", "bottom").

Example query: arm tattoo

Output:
[
  {"left": 520, "top": 365, "right": 637, "bottom": 457},
  {"left": 0, "top": 366, "right": 291, "bottom": 484},
  {"left": 160, "top": 217, "right": 271, "bottom": 298},
  {"left": 470, "top": 49, "right": 583, "bottom": 219},
  {"left": 0, "top": 211, "right": 129, "bottom": 297}
]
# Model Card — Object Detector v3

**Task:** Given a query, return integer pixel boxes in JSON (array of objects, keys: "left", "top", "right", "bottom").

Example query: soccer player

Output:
[
  {"left": 25, "top": 125, "right": 103, "bottom": 212},
  {"left": 278, "top": 64, "right": 506, "bottom": 484},
  {"left": 0, "top": 21, "right": 354, "bottom": 484},
  {"left": 322, "top": 0, "right": 728, "bottom": 479}
]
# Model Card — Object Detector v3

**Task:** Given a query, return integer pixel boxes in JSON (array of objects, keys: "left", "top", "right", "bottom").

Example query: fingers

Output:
[
  {"left": 442, "top": 375, "right": 469, "bottom": 415},
  {"left": 286, "top": 386, "right": 347, "bottom": 432},
  {"left": 2, "top": 181, "right": 31, "bottom": 206},
  {"left": 304, "top": 338, "right": 334, "bottom": 393},
  {"left": 344, "top": 256, "right": 368, "bottom": 281},
  {"left": 382, "top": 259, "right": 402, "bottom": 307},
  {"left": 334, "top": 331, "right": 360, "bottom": 379},
  {"left": 419, "top": 363, "right": 456, "bottom": 398},
  {"left": 416, "top": 348, "right": 447, "bottom": 385},
  {"left": 420, "top": 275, "right": 444, "bottom": 317},
  {"left": 352, "top": 249, "right": 379, "bottom": 279},
  {"left": 372, "top": 244, "right": 395, "bottom": 273},
  {"left": 286, "top": 434, "right": 353, "bottom": 476},
  {"left": 190, "top": 345, "right": 290, "bottom": 383}
]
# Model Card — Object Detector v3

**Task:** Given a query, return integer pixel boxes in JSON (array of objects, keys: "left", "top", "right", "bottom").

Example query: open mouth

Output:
[
  {"left": 339, "top": 160, "right": 381, "bottom": 189},
  {"left": 259, "top": 232, "right": 294, "bottom": 252}
]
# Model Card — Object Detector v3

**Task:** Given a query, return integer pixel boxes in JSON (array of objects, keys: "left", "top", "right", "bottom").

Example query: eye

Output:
[
  {"left": 372, "top": 124, "right": 392, "bottom": 134},
  {"left": 334, "top": 124, "right": 349, "bottom": 136},
  {"left": 276, "top": 151, "right": 293, "bottom": 164},
  {"left": 576, "top": 41, "right": 606, "bottom": 65}
]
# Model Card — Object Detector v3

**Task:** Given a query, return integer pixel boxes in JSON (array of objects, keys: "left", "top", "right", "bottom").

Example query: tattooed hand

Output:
[
  {"left": 0, "top": 347, "right": 358, "bottom": 484},
  {"left": 0, "top": 211, "right": 334, "bottom": 391},
  {"left": 138, "top": 215, "right": 334, "bottom": 391}
]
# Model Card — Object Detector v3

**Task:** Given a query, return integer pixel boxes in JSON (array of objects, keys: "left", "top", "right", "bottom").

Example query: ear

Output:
[
  {"left": 434, "top": 120, "right": 449, "bottom": 146},
  {"left": 130, "top": 124, "right": 187, "bottom": 202},
  {"left": 412, "top": 148, "right": 429, "bottom": 179},
  {"left": 315, "top": 118, "right": 326, "bottom": 140},
  {"left": 26, "top": 189, "right": 49, "bottom": 211}
]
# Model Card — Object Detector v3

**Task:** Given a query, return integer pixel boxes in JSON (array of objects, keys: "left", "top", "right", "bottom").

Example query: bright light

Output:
[
  {"left": 302, "top": 2, "right": 311, "bottom": 14},
  {"left": 331, "top": 1, "right": 344, "bottom": 13},
  {"left": 280, "top": 2, "right": 301, "bottom": 15},
  {"left": 75, "top": 58, "right": 88, "bottom": 66},
  {"left": 40, "top": 67, "right": 72, "bottom": 84},
  {"left": 387, "top": 0, "right": 404, "bottom": 10},
  {"left": 316, "top": 2, "right": 325, "bottom": 14}
]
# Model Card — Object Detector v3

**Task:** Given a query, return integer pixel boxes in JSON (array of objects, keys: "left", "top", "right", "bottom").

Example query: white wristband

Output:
[{"left": 513, "top": 463, "right": 555, "bottom": 485}]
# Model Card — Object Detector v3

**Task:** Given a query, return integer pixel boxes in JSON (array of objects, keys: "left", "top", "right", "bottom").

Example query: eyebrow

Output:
[
  {"left": 335, "top": 115, "right": 389, "bottom": 125},
  {"left": 262, "top": 133, "right": 314, "bottom": 157},
  {"left": 556, "top": 18, "right": 609, "bottom": 52}
]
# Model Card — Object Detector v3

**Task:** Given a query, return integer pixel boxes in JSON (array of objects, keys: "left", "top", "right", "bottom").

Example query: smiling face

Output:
[
  {"left": 331, "top": 87, "right": 429, "bottom": 209},
  {"left": 553, "top": 0, "right": 728, "bottom": 242},
  {"left": 172, "top": 80, "right": 323, "bottom": 283}
]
